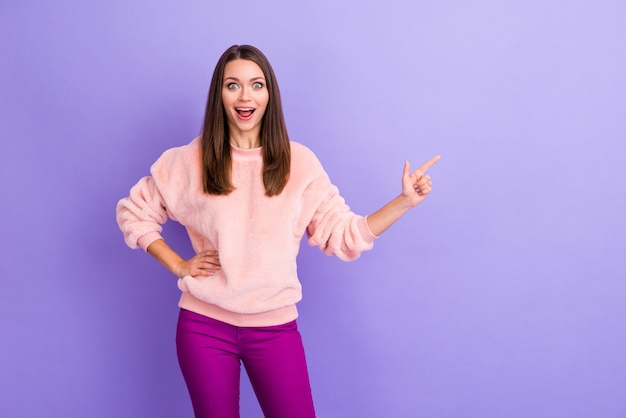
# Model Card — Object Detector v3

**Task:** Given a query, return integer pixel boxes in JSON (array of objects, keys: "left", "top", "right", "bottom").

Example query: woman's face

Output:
[{"left": 221, "top": 59, "right": 269, "bottom": 142}]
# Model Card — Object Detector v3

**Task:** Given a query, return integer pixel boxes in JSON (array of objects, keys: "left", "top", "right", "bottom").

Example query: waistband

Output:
[{"left": 178, "top": 292, "right": 299, "bottom": 327}]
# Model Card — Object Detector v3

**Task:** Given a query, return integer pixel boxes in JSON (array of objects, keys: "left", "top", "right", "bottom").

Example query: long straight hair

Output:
[{"left": 200, "top": 45, "right": 291, "bottom": 196}]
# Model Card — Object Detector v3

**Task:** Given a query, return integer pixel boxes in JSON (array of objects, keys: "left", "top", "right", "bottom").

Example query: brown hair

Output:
[{"left": 200, "top": 45, "right": 291, "bottom": 196}]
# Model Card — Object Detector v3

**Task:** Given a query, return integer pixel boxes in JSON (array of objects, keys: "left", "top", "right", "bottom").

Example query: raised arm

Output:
[{"left": 366, "top": 155, "right": 441, "bottom": 237}]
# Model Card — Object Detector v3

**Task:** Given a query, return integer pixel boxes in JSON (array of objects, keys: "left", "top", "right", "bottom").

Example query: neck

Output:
[
  {"left": 229, "top": 130, "right": 261, "bottom": 149},
  {"left": 230, "top": 138, "right": 261, "bottom": 149}
]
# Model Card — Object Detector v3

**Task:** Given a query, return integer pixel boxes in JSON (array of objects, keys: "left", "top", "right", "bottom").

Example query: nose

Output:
[{"left": 238, "top": 86, "right": 251, "bottom": 101}]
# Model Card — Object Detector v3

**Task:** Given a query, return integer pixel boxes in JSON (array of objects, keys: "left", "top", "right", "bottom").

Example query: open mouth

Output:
[{"left": 235, "top": 107, "right": 255, "bottom": 118}]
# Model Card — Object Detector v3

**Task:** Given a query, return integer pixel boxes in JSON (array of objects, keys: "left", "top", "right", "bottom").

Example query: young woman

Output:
[{"left": 116, "top": 44, "right": 439, "bottom": 418}]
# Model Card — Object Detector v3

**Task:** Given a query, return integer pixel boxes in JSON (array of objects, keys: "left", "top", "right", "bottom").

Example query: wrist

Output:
[
  {"left": 146, "top": 239, "right": 186, "bottom": 277},
  {"left": 396, "top": 194, "right": 416, "bottom": 211}
]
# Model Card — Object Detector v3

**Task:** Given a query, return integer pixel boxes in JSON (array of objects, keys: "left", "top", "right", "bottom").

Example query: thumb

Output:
[{"left": 403, "top": 160, "right": 411, "bottom": 179}]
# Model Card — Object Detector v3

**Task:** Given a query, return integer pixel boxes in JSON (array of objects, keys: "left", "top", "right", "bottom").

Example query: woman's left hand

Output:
[
  {"left": 401, "top": 155, "right": 441, "bottom": 208},
  {"left": 365, "top": 154, "right": 441, "bottom": 236}
]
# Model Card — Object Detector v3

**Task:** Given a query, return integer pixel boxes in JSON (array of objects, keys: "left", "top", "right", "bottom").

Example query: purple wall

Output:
[{"left": 2, "top": 1, "right": 625, "bottom": 417}]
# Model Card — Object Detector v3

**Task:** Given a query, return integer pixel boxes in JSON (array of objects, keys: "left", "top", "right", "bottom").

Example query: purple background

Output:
[{"left": 2, "top": 1, "right": 625, "bottom": 417}]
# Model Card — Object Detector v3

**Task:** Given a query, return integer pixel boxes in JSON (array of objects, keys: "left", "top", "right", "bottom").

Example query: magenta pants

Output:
[{"left": 176, "top": 309, "right": 316, "bottom": 418}]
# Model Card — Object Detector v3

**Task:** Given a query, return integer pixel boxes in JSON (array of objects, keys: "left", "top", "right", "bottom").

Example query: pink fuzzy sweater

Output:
[{"left": 116, "top": 137, "right": 376, "bottom": 326}]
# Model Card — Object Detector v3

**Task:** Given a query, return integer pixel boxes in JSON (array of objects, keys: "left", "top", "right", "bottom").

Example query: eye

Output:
[
  {"left": 252, "top": 82, "right": 264, "bottom": 89},
  {"left": 226, "top": 82, "right": 239, "bottom": 90}
]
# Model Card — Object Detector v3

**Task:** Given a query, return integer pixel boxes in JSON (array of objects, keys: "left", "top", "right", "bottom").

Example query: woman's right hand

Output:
[
  {"left": 146, "top": 239, "right": 221, "bottom": 278},
  {"left": 175, "top": 250, "right": 221, "bottom": 278}
]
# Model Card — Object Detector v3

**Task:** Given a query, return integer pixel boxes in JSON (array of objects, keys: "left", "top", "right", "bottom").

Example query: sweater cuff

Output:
[
  {"left": 137, "top": 232, "right": 164, "bottom": 252},
  {"left": 359, "top": 216, "right": 379, "bottom": 241}
]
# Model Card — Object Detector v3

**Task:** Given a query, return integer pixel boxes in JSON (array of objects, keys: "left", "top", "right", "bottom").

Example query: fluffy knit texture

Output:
[{"left": 116, "top": 137, "right": 376, "bottom": 324}]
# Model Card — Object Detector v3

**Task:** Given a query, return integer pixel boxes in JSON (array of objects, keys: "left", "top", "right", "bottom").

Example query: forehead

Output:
[{"left": 223, "top": 59, "right": 265, "bottom": 78}]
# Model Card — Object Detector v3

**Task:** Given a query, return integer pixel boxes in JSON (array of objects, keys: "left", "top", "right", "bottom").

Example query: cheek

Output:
[
  {"left": 258, "top": 102, "right": 269, "bottom": 119},
  {"left": 259, "top": 93, "right": 270, "bottom": 111},
  {"left": 221, "top": 91, "right": 233, "bottom": 107}
]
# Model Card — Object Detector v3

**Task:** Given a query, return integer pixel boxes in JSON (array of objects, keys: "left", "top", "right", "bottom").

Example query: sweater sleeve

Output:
[
  {"left": 304, "top": 175, "right": 377, "bottom": 261},
  {"left": 116, "top": 176, "right": 168, "bottom": 251}
]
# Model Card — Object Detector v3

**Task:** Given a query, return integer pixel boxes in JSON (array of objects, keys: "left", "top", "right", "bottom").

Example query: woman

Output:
[{"left": 116, "top": 44, "right": 439, "bottom": 418}]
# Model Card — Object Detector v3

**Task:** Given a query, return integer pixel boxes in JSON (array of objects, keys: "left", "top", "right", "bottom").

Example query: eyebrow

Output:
[{"left": 223, "top": 76, "right": 266, "bottom": 82}]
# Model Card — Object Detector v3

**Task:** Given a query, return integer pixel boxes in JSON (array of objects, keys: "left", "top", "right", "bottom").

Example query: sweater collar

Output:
[{"left": 231, "top": 143, "right": 262, "bottom": 161}]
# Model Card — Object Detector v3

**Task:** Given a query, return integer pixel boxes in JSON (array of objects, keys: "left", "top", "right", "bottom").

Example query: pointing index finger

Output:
[{"left": 417, "top": 155, "right": 441, "bottom": 174}]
